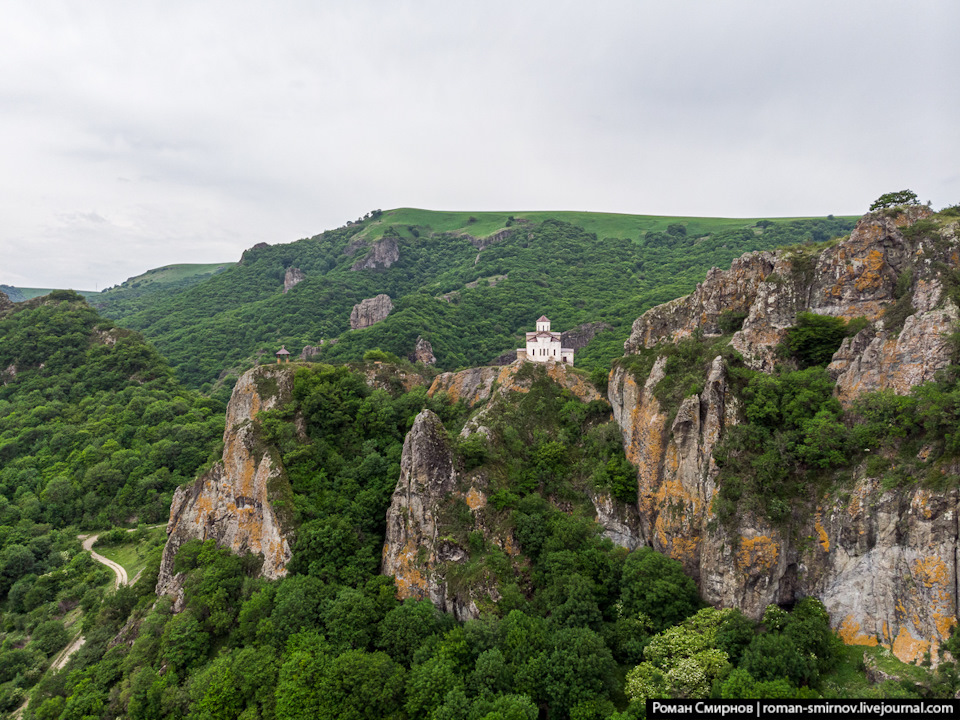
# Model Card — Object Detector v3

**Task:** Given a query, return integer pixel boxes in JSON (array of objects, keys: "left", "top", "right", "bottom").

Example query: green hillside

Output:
[
  {"left": 100, "top": 209, "right": 856, "bottom": 397},
  {"left": 1, "top": 263, "right": 231, "bottom": 312},
  {"left": 0, "top": 286, "right": 63, "bottom": 302}
]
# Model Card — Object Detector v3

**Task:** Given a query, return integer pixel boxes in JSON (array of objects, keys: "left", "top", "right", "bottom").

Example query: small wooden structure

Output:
[{"left": 276, "top": 345, "right": 291, "bottom": 363}]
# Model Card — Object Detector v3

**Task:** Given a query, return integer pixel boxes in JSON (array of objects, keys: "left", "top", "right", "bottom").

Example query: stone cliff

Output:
[
  {"left": 283, "top": 266, "right": 305, "bottom": 293},
  {"left": 381, "top": 409, "right": 478, "bottom": 619},
  {"left": 350, "top": 294, "right": 393, "bottom": 329},
  {"left": 611, "top": 207, "right": 960, "bottom": 664},
  {"left": 383, "top": 361, "right": 606, "bottom": 617},
  {"left": 348, "top": 235, "right": 400, "bottom": 271},
  {"left": 156, "top": 364, "right": 296, "bottom": 607}
]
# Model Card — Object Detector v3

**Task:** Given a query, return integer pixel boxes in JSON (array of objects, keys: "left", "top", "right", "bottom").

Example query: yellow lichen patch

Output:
[
  {"left": 854, "top": 250, "right": 886, "bottom": 292},
  {"left": 911, "top": 556, "right": 955, "bottom": 641},
  {"left": 892, "top": 626, "right": 930, "bottom": 664},
  {"left": 634, "top": 400, "right": 667, "bottom": 495},
  {"left": 913, "top": 556, "right": 949, "bottom": 588},
  {"left": 669, "top": 536, "right": 700, "bottom": 565},
  {"left": 735, "top": 535, "right": 779, "bottom": 574},
  {"left": 838, "top": 616, "right": 879, "bottom": 646},
  {"left": 815, "top": 514, "right": 830, "bottom": 553},
  {"left": 391, "top": 539, "right": 430, "bottom": 600},
  {"left": 882, "top": 621, "right": 890, "bottom": 643},
  {"left": 545, "top": 363, "right": 603, "bottom": 403},
  {"left": 910, "top": 490, "right": 933, "bottom": 520},
  {"left": 465, "top": 488, "right": 486, "bottom": 511}
]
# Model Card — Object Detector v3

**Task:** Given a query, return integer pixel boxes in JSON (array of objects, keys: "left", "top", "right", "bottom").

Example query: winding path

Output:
[{"left": 81, "top": 533, "right": 128, "bottom": 589}]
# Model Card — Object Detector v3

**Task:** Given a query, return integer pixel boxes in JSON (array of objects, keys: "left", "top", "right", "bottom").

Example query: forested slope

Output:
[
  {"left": 0, "top": 291, "right": 225, "bottom": 713},
  {"left": 17, "top": 361, "right": 920, "bottom": 720},
  {"left": 93, "top": 209, "right": 855, "bottom": 397}
]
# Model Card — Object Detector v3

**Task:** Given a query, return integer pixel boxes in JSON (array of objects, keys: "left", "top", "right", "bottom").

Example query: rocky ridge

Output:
[
  {"left": 156, "top": 364, "right": 296, "bottom": 608},
  {"left": 612, "top": 207, "right": 960, "bottom": 663}
]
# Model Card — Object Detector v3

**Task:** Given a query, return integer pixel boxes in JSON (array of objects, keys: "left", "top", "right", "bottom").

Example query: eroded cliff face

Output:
[
  {"left": 428, "top": 359, "right": 602, "bottom": 407},
  {"left": 350, "top": 294, "right": 393, "bottom": 329},
  {"left": 384, "top": 362, "right": 605, "bottom": 616},
  {"left": 381, "top": 409, "right": 481, "bottom": 620},
  {"left": 156, "top": 365, "right": 296, "bottom": 607},
  {"left": 613, "top": 208, "right": 960, "bottom": 664}
]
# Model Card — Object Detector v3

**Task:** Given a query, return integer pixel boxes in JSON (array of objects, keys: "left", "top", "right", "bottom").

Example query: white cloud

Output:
[{"left": 0, "top": 0, "right": 957, "bottom": 288}]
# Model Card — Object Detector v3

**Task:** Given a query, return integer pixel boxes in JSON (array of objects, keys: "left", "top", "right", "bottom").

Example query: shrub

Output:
[
  {"left": 782, "top": 313, "right": 847, "bottom": 368},
  {"left": 718, "top": 310, "right": 748, "bottom": 334}
]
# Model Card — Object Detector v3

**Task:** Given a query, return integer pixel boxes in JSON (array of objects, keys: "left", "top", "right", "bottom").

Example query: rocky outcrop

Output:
[
  {"left": 350, "top": 294, "right": 393, "bottom": 329},
  {"left": 609, "top": 356, "right": 736, "bottom": 577},
  {"left": 386, "top": 363, "right": 607, "bottom": 615},
  {"left": 381, "top": 409, "right": 480, "bottom": 620},
  {"left": 626, "top": 206, "right": 942, "bottom": 374},
  {"left": 429, "top": 361, "right": 602, "bottom": 408},
  {"left": 299, "top": 342, "right": 324, "bottom": 360},
  {"left": 156, "top": 365, "right": 296, "bottom": 608},
  {"left": 239, "top": 242, "right": 270, "bottom": 264},
  {"left": 350, "top": 236, "right": 400, "bottom": 271},
  {"left": 0, "top": 290, "right": 13, "bottom": 313},
  {"left": 561, "top": 321, "right": 613, "bottom": 350},
  {"left": 411, "top": 336, "right": 436, "bottom": 365},
  {"left": 283, "top": 267, "right": 305, "bottom": 293},
  {"left": 462, "top": 228, "right": 514, "bottom": 251},
  {"left": 612, "top": 208, "right": 960, "bottom": 664}
]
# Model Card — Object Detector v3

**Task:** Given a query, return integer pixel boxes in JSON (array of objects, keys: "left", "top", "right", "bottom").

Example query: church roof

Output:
[{"left": 537, "top": 315, "right": 549, "bottom": 322}]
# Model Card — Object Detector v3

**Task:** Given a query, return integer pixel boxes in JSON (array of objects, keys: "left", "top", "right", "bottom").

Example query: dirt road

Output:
[{"left": 81, "top": 533, "right": 128, "bottom": 589}]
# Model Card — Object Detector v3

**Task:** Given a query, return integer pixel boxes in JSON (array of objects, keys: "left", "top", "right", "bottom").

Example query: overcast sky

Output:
[{"left": 1, "top": 1, "right": 957, "bottom": 290}]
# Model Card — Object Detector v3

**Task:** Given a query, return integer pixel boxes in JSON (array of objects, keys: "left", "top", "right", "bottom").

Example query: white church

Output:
[{"left": 517, "top": 316, "right": 574, "bottom": 365}]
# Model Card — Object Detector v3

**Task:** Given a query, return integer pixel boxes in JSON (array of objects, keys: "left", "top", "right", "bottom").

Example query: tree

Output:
[
  {"left": 619, "top": 547, "right": 702, "bottom": 632},
  {"left": 782, "top": 313, "right": 847, "bottom": 369},
  {"left": 870, "top": 190, "right": 919, "bottom": 211}
]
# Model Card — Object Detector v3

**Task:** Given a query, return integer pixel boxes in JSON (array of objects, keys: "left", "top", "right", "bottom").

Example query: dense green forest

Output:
[
  {"left": 87, "top": 210, "right": 855, "bottom": 399},
  {"left": 0, "top": 293, "right": 226, "bottom": 714},
  {"left": 5, "top": 204, "right": 959, "bottom": 718},
  {"left": 7, "top": 357, "right": 952, "bottom": 719}
]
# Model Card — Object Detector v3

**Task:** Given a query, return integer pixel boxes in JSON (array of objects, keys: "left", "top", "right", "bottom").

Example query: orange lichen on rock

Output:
[
  {"left": 735, "top": 535, "right": 779, "bottom": 574},
  {"left": 389, "top": 538, "right": 430, "bottom": 599},
  {"left": 838, "top": 615, "right": 879, "bottom": 646},
  {"left": 911, "top": 556, "right": 955, "bottom": 640},
  {"left": 854, "top": 250, "right": 886, "bottom": 292},
  {"left": 545, "top": 363, "right": 603, "bottom": 403},
  {"left": 465, "top": 488, "right": 486, "bottom": 511},
  {"left": 669, "top": 536, "right": 700, "bottom": 565},
  {"left": 815, "top": 514, "right": 830, "bottom": 553},
  {"left": 892, "top": 626, "right": 930, "bottom": 664}
]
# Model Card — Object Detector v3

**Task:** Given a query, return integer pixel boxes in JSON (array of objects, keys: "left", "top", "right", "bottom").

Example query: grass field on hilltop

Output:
[{"left": 352, "top": 207, "right": 859, "bottom": 244}]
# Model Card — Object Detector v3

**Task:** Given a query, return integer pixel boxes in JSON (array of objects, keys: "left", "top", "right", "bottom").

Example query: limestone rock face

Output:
[
  {"left": 411, "top": 336, "right": 436, "bottom": 365},
  {"left": 156, "top": 365, "right": 295, "bottom": 608},
  {"left": 429, "top": 361, "right": 602, "bottom": 408},
  {"left": 381, "top": 409, "right": 479, "bottom": 620},
  {"left": 283, "top": 266, "right": 305, "bottom": 293},
  {"left": 351, "top": 236, "right": 400, "bottom": 271},
  {"left": 0, "top": 290, "right": 12, "bottom": 314},
  {"left": 829, "top": 306, "right": 958, "bottom": 405},
  {"left": 561, "top": 321, "right": 613, "bottom": 350},
  {"left": 611, "top": 208, "right": 960, "bottom": 664},
  {"left": 386, "top": 363, "right": 607, "bottom": 616},
  {"left": 350, "top": 294, "right": 393, "bottom": 329},
  {"left": 463, "top": 228, "right": 514, "bottom": 251},
  {"left": 299, "top": 342, "right": 323, "bottom": 360}
]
